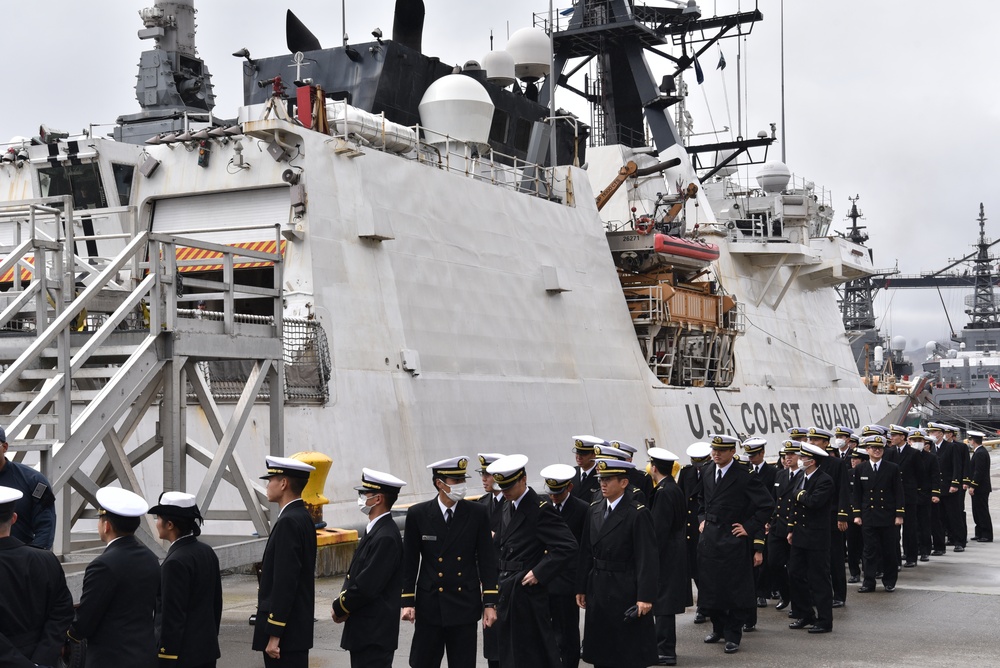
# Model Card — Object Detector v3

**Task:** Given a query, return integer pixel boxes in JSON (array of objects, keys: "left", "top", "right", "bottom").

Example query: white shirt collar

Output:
[
  {"left": 493, "top": 491, "right": 504, "bottom": 502},
  {"left": 717, "top": 460, "right": 734, "bottom": 476},
  {"left": 437, "top": 496, "right": 456, "bottom": 519},
  {"left": 512, "top": 486, "right": 530, "bottom": 510},
  {"left": 366, "top": 510, "right": 391, "bottom": 534},
  {"left": 607, "top": 495, "right": 624, "bottom": 511},
  {"left": 277, "top": 497, "right": 301, "bottom": 518}
]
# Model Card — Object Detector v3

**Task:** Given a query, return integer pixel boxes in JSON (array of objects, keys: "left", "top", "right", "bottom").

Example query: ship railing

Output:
[
  {"left": 625, "top": 285, "right": 669, "bottom": 323},
  {"left": 718, "top": 172, "right": 833, "bottom": 211}
]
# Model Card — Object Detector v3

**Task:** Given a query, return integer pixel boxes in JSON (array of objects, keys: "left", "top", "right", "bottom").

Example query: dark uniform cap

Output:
[
  {"left": 708, "top": 434, "right": 739, "bottom": 449},
  {"left": 595, "top": 459, "right": 636, "bottom": 478},
  {"left": 834, "top": 425, "right": 853, "bottom": 438},
  {"left": 148, "top": 491, "right": 203, "bottom": 521},
  {"left": 487, "top": 454, "right": 529, "bottom": 489},
  {"left": 354, "top": 468, "right": 408, "bottom": 493},
  {"left": 539, "top": 463, "right": 576, "bottom": 494},
  {"left": 593, "top": 445, "right": 630, "bottom": 461},
  {"left": 260, "top": 455, "right": 316, "bottom": 480},
  {"left": 0, "top": 486, "right": 22, "bottom": 514},
  {"left": 427, "top": 456, "right": 471, "bottom": 479},
  {"left": 572, "top": 435, "right": 607, "bottom": 454},
  {"left": 861, "top": 435, "right": 887, "bottom": 449},
  {"left": 609, "top": 440, "right": 638, "bottom": 455},
  {"left": 741, "top": 437, "right": 767, "bottom": 454},
  {"left": 887, "top": 424, "right": 909, "bottom": 437},
  {"left": 477, "top": 453, "right": 505, "bottom": 473}
]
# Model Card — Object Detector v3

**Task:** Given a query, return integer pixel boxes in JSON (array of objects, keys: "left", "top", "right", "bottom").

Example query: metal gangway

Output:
[{"left": 0, "top": 196, "right": 285, "bottom": 582}]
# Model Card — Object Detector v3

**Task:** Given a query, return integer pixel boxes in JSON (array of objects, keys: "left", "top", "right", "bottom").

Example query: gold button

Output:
[
  {"left": 458, "top": 587, "right": 462, "bottom": 592},
  {"left": 457, "top": 557, "right": 462, "bottom": 561},
  {"left": 438, "top": 557, "right": 443, "bottom": 562},
  {"left": 457, "top": 572, "right": 462, "bottom": 577},
  {"left": 438, "top": 572, "right": 444, "bottom": 577},
  {"left": 439, "top": 587, "right": 444, "bottom": 592}
]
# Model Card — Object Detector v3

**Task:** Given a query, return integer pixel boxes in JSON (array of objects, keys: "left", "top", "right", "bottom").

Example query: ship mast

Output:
[
  {"left": 966, "top": 203, "right": 999, "bottom": 329},
  {"left": 840, "top": 195, "right": 876, "bottom": 332}
]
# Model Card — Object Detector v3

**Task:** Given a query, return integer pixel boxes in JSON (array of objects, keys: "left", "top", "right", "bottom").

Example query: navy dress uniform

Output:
[
  {"left": 910, "top": 429, "right": 941, "bottom": 560},
  {"left": 68, "top": 486, "right": 160, "bottom": 668},
  {"left": 968, "top": 432, "right": 993, "bottom": 542},
  {"left": 334, "top": 469, "right": 407, "bottom": 668},
  {"left": 807, "top": 427, "right": 850, "bottom": 607},
  {"left": 696, "top": 434, "right": 774, "bottom": 653},
  {"left": 577, "top": 459, "right": 658, "bottom": 668},
  {"left": 852, "top": 436, "right": 905, "bottom": 592},
  {"left": 571, "top": 436, "right": 604, "bottom": 500},
  {"left": 475, "top": 453, "right": 505, "bottom": 668},
  {"left": 0, "top": 428, "right": 56, "bottom": 549},
  {"left": 401, "top": 456, "right": 499, "bottom": 668},
  {"left": 767, "top": 441, "right": 801, "bottom": 610},
  {"left": 742, "top": 436, "right": 775, "bottom": 623},
  {"left": 149, "top": 492, "right": 223, "bottom": 668},
  {"left": 786, "top": 444, "right": 835, "bottom": 633},
  {"left": 648, "top": 448, "right": 688, "bottom": 666},
  {"left": 884, "top": 424, "right": 920, "bottom": 566},
  {"left": 846, "top": 447, "right": 868, "bottom": 581},
  {"left": 610, "top": 439, "right": 655, "bottom": 500},
  {"left": 940, "top": 425, "right": 970, "bottom": 551},
  {"left": 0, "top": 486, "right": 73, "bottom": 667},
  {"left": 928, "top": 423, "right": 951, "bottom": 554},
  {"left": 487, "top": 454, "right": 578, "bottom": 668},
  {"left": 678, "top": 442, "right": 710, "bottom": 614},
  {"left": 539, "top": 463, "right": 589, "bottom": 668},
  {"left": 253, "top": 456, "right": 318, "bottom": 668}
]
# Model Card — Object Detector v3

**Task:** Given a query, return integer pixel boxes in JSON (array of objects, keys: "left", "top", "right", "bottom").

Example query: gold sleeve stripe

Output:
[
  {"left": 268, "top": 619, "right": 287, "bottom": 628},
  {"left": 401, "top": 593, "right": 415, "bottom": 598},
  {"left": 339, "top": 593, "right": 351, "bottom": 614},
  {"left": 157, "top": 654, "right": 179, "bottom": 660},
  {"left": 483, "top": 589, "right": 499, "bottom": 594}
]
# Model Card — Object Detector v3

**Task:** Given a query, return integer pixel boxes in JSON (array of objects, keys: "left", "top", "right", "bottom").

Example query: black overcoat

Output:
[
  {"left": 851, "top": 460, "right": 905, "bottom": 526},
  {"left": 155, "top": 535, "right": 223, "bottom": 667},
  {"left": 650, "top": 476, "right": 688, "bottom": 615}
]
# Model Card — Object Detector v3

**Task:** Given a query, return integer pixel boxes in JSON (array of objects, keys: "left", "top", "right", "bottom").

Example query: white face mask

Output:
[
  {"left": 910, "top": 442, "right": 924, "bottom": 450},
  {"left": 796, "top": 459, "right": 808, "bottom": 470},
  {"left": 445, "top": 483, "right": 468, "bottom": 503},
  {"left": 835, "top": 438, "right": 846, "bottom": 449},
  {"left": 357, "top": 495, "right": 374, "bottom": 515}
]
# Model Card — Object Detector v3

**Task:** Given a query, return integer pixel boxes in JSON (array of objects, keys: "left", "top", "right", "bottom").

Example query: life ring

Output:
[{"left": 635, "top": 215, "right": 654, "bottom": 235}]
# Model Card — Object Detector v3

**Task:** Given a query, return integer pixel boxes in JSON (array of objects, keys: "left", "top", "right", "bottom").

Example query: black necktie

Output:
[
  {"left": 603, "top": 503, "right": 611, "bottom": 520},
  {"left": 445, "top": 508, "right": 453, "bottom": 525},
  {"left": 873, "top": 463, "right": 879, "bottom": 473},
  {"left": 716, "top": 469, "right": 723, "bottom": 484}
]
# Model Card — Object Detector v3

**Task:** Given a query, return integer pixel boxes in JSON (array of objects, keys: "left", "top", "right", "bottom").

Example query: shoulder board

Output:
[
  {"left": 631, "top": 486, "right": 641, "bottom": 492},
  {"left": 635, "top": 503, "right": 645, "bottom": 510},
  {"left": 590, "top": 499, "right": 603, "bottom": 506},
  {"left": 539, "top": 500, "right": 549, "bottom": 507}
]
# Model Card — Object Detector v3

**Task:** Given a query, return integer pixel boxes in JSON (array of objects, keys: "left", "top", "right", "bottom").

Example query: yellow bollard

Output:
[{"left": 291, "top": 451, "right": 331, "bottom": 524}]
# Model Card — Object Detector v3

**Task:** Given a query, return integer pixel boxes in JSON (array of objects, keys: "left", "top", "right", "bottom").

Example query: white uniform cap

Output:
[
  {"left": 96, "top": 487, "right": 150, "bottom": 517},
  {"left": 261, "top": 455, "right": 316, "bottom": 480},
  {"left": 648, "top": 447, "right": 679, "bottom": 462},
  {"left": 609, "top": 440, "right": 638, "bottom": 454},
  {"left": 967, "top": 430, "right": 985, "bottom": 439},
  {"left": 355, "top": 468, "right": 408, "bottom": 492},
  {"left": 800, "top": 443, "right": 829, "bottom": 459},
  {"left": 487, "top": 454, "right": 529, "bottom": 488},
  {"left": 593, "top": 445, "right": 630, "bottom": 461},
  {"left": 477, "top": 453, "right": 505, "bottom": 472},
  {"left": 686, "top": 442, "right": 712, "bottom": 459},
  {"left": 0, "top": 486, "right": 23, "bottom": 512},
  {"left": 427, "top": 456, "right": 471, "bottom": 478},
  {"left": 539, "top": 463, "right": 577, "bottom": 494}
]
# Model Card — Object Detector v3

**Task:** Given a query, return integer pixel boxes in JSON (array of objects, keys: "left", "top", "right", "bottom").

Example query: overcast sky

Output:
[{"left": 3, "top": 1, "right": 998, "bottom": 362}]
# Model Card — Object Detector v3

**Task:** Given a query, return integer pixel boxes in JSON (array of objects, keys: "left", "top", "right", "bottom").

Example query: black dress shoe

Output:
[
  {"left": 954, "top": 546, "right": 965, "bottom": 552},
  {"left": 885, "top": 585, "right": 896, "bottom": 592},
  {"left": 808, "top": 625, "right": 833, "bottom": 634},
  {"left": 742, "top": 624, "right": 756, "bottom": 632},
  {"left": 832, "top": 599, "right": 844, "bottom": 608},
  {"left": 658, "top": 655, "right": 677, "bottom": 666},
  {"left": 789, "top": 618, "right": 815, "bottom": 629},
  {"left": 919, "top": 555, "right": 930, "bottom": 562},
  {"left": 756, "top": 596, "right": 768, "bottom": 608},
  {"left": 775, "top": 599, "right": 789, "bottom": 610},
  {"left": 787, "top": 610, "right": 796, "bottom": 618},
  {"left": 704, "top": 632, "right": 722, "bottom": 644},
  {"left": 978, "top": 538, "right": 993, "bottom": 542},
  {"left": 903, "top": 561, "right": 917, "bottom": 568},
  {"left": 848, "top": 575, "right": 860, "bottom": 584},
  {"left": 931, "top": 550, "right": 946, "bottom": 556},
  {"left": 858, "top": 585, "right": 875, "bottom": 593},
  {"left": 875, "top": 571, "right": 884, "bottom": 578},
  {"left": 724, "top": 642, "right": 740, "bottom": 654},
  {"left": 694, "top": 612, "right": 707, "bottom": 624}
]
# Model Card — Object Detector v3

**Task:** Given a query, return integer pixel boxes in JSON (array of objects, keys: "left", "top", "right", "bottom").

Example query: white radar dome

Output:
[
  {"left": 756, "top": 160, "right": 791, "bottom": 194},
  {"left": 418, "top": 74, "right": 495, "bottom": 147},
  {"left": 506, "top": 28, "right": 551, "bottom": 81},
  {"left": 925, "top": 341, "right": 937, "bottom": 355},
  {"left": 891, "top": 335, "right": 906, "bottom": 352},
  {"left": 482, "top": 49, "right": 516, "bottom": 87}
]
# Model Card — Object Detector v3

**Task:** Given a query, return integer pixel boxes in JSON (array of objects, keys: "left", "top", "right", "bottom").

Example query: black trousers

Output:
[
  {"left": 972, "top": 490, "right": 993, "bottom": 541},
  {"left": 901, "top": 502, "right": 919, "bottom": 562},
  {"left": 788, "top": 544, "right": 833, "bottom": 629},
  {"left": 351, "top": 645, "right": 395, "bottom": 668},
  {"left": 263, "top": 651, "right": 308, "bottom": 668},
  {"left": 942, "top": 491, "right": 968, "bottom": 547},
  {"left": 548, "top": 594, "right": 580, "bottom": 668},
  {"left": 862, "top": 524, "right": 898, "bottom": 587},
  {"left": 930, "top": 500, "right": 947, "bottom": 550},
  {"left": 654, "top": 614, "right": 677, "bottom": 658},
  {"left": 829, "top": 525, "right": 847, "bottom": 602},
  {"left": 766, "top": 532, "right": 791, "bottom": 602},
  {"left": 846, "top": 522, "right": 863, "bottom": 577},
  {"left": 916, "top": 500, "right": 932, "bottom": 556},
  {"left": 704, "top": 607, "right": 747, "bottom": 645},
  {"left": 410, "top": 619, "right": 478, "bottom": 668}
]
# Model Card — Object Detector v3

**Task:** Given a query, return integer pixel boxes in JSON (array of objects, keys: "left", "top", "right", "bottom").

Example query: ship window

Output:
[
  {"left": 490, "top": 110, "right": 509, "bottom": 144},
  {"left": 513, "top": 118, "right": 533, "bottom": 153},
  {"left": 37, "top": 163, "right": 108, "bottom": 210},
  {"left": 111, "top": 163, "right": 135, "bottom": 206}
]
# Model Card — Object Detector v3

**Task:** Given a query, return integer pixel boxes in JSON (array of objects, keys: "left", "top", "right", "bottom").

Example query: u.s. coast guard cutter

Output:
[{"left": 0, "top": 0, "right": 909, "bottom": 564}]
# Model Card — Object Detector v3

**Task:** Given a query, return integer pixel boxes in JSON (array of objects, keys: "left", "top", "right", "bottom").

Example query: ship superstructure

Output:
[{"left": 0, "top": 0, "right": 907, "bottom": 565}]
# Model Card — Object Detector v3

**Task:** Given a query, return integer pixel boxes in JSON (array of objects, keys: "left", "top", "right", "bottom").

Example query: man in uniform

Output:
[
  {"left": 401, "top": 456, "right": 498, "bottom": 668},
  {"left": 610, "top": 439, "right": 655, "bottom": 500},
  {"left": 678, "top": 442, "right": 710, "bottom": 624},
  {"left": 150, "top": 491, "right": 223, "bottom": 668},
  {"left": 927, "top": 423, "right": 950, "bottom": 555},
  {"left": 476, "top": 453, "right": 505, "bottom": 668},
  {"left": 806, "top": 427, "right": 849, "bottom": 608},
  {"left": 577, "top": 458, "right": 658, "bottom": 668},
  {"left": 648, "top": 448, "right": 687, "bottom": 667},
  {"left": 594, "top": 445, "right": 648, "bottom": 504},
  {"left": 940, "top": 424, "right": 970, "bottom": 552},
  {"left": 846, "top": 446, "right": 868, "bottom": 582},
  {"left": 333, "top": 468, "right": 407, "bottom": 668},
  {"left": 834, "top": 426, "right": 854, "bottom": 459},
  {"left": 571, "top": 436, "right": 604, "bottom": 500},
  {"left": 254, "top": 456, "right": 317, "bottom": 667},
  {"left": 0, "top": 427, "right": 56, "bottom": 549},
  {"left": 487, "top": 454, "right": 577, "bottom": 668},
  {"left": 786, "top": 443, "right": 835, "bottom": 633},
  {"left": 768, "top": 441, "right": 800, "bottom": 613},
  {"left": 910, "top": 429, "right": 940, "bottom": 561},
  {"left": 885, "top": 424, "right": 920, "bottom": 568},
  {"left": 539, "top": 463, "right": 588, "bottom": 668},
  {"left": 68, "top": 486, "right": 160, "bottom": 668},
  {"left": 742, "top": 437, "right": 775, "bottom": 623},
  {"left": 697, "top": 434, "right": 774, "bottom": 655},
  {"left": 852, "top": 435, "right": 904, "bottom": 593},
  {"left": 0, "top": 486, "right": 72, "bottom": 667},
  {"left": 967, "top": 431, "right": 993, "bottom": 542}
]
